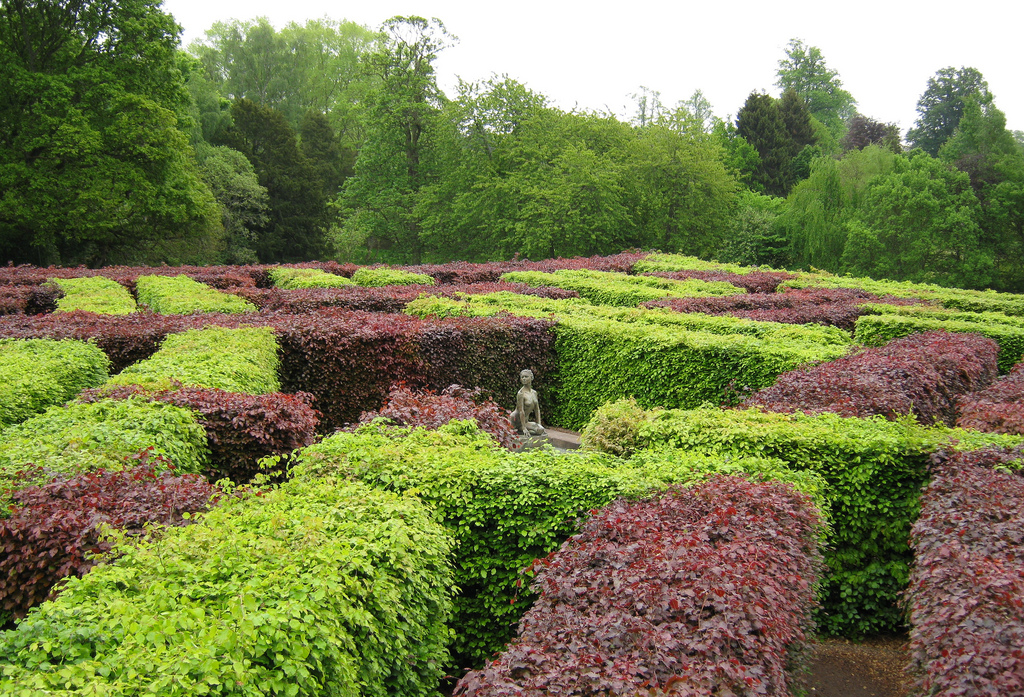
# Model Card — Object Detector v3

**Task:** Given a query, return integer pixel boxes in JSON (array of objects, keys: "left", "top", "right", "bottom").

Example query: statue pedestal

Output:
[{"left": 513, "top": 428, "right": 580, "bottom": 452}]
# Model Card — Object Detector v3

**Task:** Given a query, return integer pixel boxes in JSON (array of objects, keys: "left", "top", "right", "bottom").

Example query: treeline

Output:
[{"left": 2, "top": 3, "right": 1024, "bottom": 291}]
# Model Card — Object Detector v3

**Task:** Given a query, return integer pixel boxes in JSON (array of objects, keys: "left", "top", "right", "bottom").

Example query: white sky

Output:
[{"left": 161, "top": 0, "right": 1024, "bottom": 136}]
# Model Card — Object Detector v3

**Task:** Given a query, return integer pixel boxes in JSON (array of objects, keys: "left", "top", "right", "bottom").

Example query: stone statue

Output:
[{"left": 510, "top": 368, "right": 546, "bottom": 436}]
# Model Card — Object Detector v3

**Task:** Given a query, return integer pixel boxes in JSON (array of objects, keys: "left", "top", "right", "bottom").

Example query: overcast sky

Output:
[{"left": 161, "top": 0, "right": 1024, "bottom": 136}]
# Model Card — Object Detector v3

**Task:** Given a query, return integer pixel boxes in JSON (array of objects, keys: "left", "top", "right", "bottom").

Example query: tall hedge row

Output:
[
  {"left": 0, "top": 478, "right": 455, "bottom": 697},
  {"left": 0, "top": 339, "right": 109, "bottom": 428},
  {"left": 581, "top": 405, "right": 1024, "bottom": 635}
]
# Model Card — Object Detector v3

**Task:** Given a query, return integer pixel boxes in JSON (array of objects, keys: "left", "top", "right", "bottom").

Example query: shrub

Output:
[
  {"left": 578, "top": 397, "right": 650, "bottom": 457},
  {"left": 0, "top": 338, "right": 110, "bottom": 428},
  {"left": 904, "top": 451, "right": 1024, "bottom": 695},
  {"left": 135, "top": 274, "right": 257, "bottom": 314},
  {"left": 957, "top": 362, "right": 1024, "bottom": 434},
  {"left": 0, "top": 457, "right": 215, "bottom": 622},
  {"left": 0, "top": 398, "right": 210, "bottom": 505},
  {"left": 358, "top": 384, "right": 518, "bottom": 449},
  {"left": 589, "top": 405, "right": 1024, "bottom": 636},
  {"left": 79, "top": 386, "right": 320, "bottom": 483},
  {"left": 501, "top": 269, "right": 741, "bottom": 307},
  {"left": 743, "top": 331, "right": 999, "bottom": 426},
  {"left": 107, "top": 325, "right": 281, "bottom": 395},
  {"left": 290, "top": 421, "right": 826, "bottom": 668},
  {"left": 269, "top": 267, "right": 356, "bottom": 289},
  {"left": 49, "top": 276, "right": 137, "bottom": 315},
  {"left": 855, "top": 313, "right": 1024, "bottom": 372},
  {"left": 641, "top": 268, "right": 796, "bottom": 293},
  {"left": 352, "top": 267, "right": 435, "bottom": 287},
  {"left": 0, "top": 478, "right": 454, "bottom": 697},
  {"left": 455, "top": 477, "right": 824, "bottom": 697},
  {"left": 0, "top": 284, "right": 61, "bottom": 316}
]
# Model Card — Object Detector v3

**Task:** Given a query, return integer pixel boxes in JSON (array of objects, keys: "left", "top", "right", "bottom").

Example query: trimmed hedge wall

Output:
[
  {"left": 0, "top": 478, "right": 455, "bottom": 697},
  {"left": 290, "top": 421, "right": 828, "bottom": 668},
  {"left": 351, "top": 267, "right": 435, "bottom": 287},
  {"left": 50, "top": 277, "right": 137, "bottom": 315},
  {"left": 0, "top": 338, "right": 109, "bottom": 428},
  {"left": 269, "top": 267, "right": 355, "bottom": 289},
  {"left": 957, "top": 362, "right": 1024, "bottom": 434},
  {"left": 500, "top": 269, "right": 741, "bottom": 306},
  {"left": 583, "top": 405, "right": 1024, "bottom": 636},
  {"left": 136, "top": 274, "right": 257, "bottom": 314},
  {"left": 0, "top": 398, "right": 210, "bottom": 506},
  {"left": 855, "top": 313, "right": 1024, "bottom": 372},
  {"left": 107, "top": 325, "right": 281, "bottom": 395},
  {"left": 456, "top": 477, "right": 824, "bottom": 696}
]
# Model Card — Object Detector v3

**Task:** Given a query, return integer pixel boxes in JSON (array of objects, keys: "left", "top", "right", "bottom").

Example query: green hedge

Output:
[
  {"left": 855, "top": 313, "right": 1024, "bottom": 372},
  {"left": 599, "top": 405, "right": 1024, "bottom": 636},
  {"left": 0, "top": 398, "right": 209, "bottom": 506},
  {"left": 351, "top": 267, "right": 435, "bottom": 287},
  {"left": 0, "top": 478, "right": 454, "bottom": 697},
  {"left": 0, "top": 339, "right": 109, "bottom": 428},
  {"left": 136, "top": 275, "right": 257, "bottom": 314},
  {"left": 269, "top": 267, "right": 356, "bottom": 289},
  {"left": 107, "top": 326, "right": 281, "bottom": 394},
  {"left": 631, "top": 252, "right": 773, "bottom": 275},
  {"left": 289, "top": 420, "right": 827, "bottom": 668},
  {"left": 50, "top": 277, "right": 137, "bottom": 315},
  {"left": 500, "top": 269, "right": 741, "bottom": 306}
]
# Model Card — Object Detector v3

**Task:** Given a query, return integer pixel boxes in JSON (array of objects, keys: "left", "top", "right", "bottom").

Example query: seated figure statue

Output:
[{"left": 510, "top": 368, "right": 546, "bottom": 436}]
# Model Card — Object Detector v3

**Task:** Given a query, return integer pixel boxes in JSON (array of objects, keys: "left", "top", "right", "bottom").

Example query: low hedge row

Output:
[
  {"left": 0, "top": 397, "right": 210, "bottom": 507},
  {"left": 641, "top": 268, "right": 796, "bottom": 293},
  {"left": 79, "top": 386, "right": 319, "bottom": 483},
  {"left": 351, "top": 266, "right": 435, "bottom": 287},
  {"left": 0, "top": 338, "right": 109, "bottom": 428},
  {"left": 957, "top": 362, "right": 1024, "bottom": 434},
  {"left": 905, "top": 449, "right": 1024, "bottom": 695},
  {"left": 0, "top": 459, "right": 215, "bottom": 624},
  {"left": 402, "top": 251, "right": 648, "bottom": 285},
  {"left": 0, "top": 285, "right": 59, "bottom": 316},
  {"left": 49, "top": 276, "right": 137, "bottom": 315},
  {"left": 269, "top": 267, "right": 355, "bottom": 289},
  {"left": 581, "top": 404, "right": 1024, "bottom": 635},
  {"left": 0, "top": 477, "right": 455, "bottom": 697},
  {"left": 743, "top": 331, "right": 999, "bottom": 426},
  {"left": 501, "top": 269, "right": 741, "bottom": 306},
  {"left": 632, "top": 252, "right": 781, "bottom": 275},
  {"left": 107, "top": 325, "right": 281, "bottom": 395},
  {"left": 855, "top": 313, "right": 1024, "bottom": 372},
  {"left": 455, "top": 476, "right": 824, "bottom": 696},
  {"left": 136, "top": 274, "right": 257, "bottom": 314},
  {"left": 290, "top": 421, "right": 828, "bottom": 668}
]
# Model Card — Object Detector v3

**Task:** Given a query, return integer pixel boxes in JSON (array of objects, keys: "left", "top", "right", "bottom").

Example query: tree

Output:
[
  {"left": 842, "top": 114, "right": 902, "bottom": 153},
  {"left": 0, "top": 0, "right": 220, "bottom": 266},
  {"left": 195, "top": 143, "right": 269, "bottom": 264},
  {"left": 906, "top": 67, "right": 992, "bottom": 156},
  {"left": 336, "top": 16, "right": 454, "bottom": 264},
  {"left": 736, "top": 92, "right": 794, "bottom": 197},
  {"left": 775, "top": 39, "right": 856, "bottom": 138}
]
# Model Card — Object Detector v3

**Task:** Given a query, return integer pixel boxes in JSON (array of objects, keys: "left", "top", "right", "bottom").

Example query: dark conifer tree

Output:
[{"left": 736, "top": 92, "right": 794, "bottom": 197}]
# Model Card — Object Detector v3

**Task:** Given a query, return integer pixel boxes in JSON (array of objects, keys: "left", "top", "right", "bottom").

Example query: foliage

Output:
[
  {"left": 351, "top": 266, "right": 435, "bottom": 287},
  {"left": 269, "top": 267, "right": 355, "bottom": 289},
  {"left": 715, "top": 190, "right": 791, "bottom": 268},
  {"left": 843, "top": 114, "right": 902, "bottom": 153},
  {"left": 957, "top": 362, "right": 1024, "bottom": 434},
  {"left": 0, "top": 458, "right": 215, "bottom": 622},
  {"left": 455, "top": 477, "right": 824, "bottom": 696},
  {"left": 855, "top": 312, "right": 1024, "bottom": 373},
  {"left": 79, "top": 386, "right": 319, "bottom": 483},
  {"left": 135, "top": 274, "right": 257, "bottom": 314},
  {"left": 0, "top": 0, "right": 221, "bottom": 267},
  {"left": 358, "top": 384, "right": 517, "bottom": 449},
  {"left": 0, "top": 398, "right": 209, "bottom": 505},
  {"left": 736, "top": 91, "right": 796, "bottom": 197},
  {"left": 743, "top": 331, "right": 999, "bottom": 425},
  {"left": 0, "top": 338, "right": 109, "bottom": 428},
  {"left": 0, "top": 478, "right": 455, "bottom": 697},
  {"left": 904, "top": 451, "right": 1024, "bottom": 695},
  {"left": 289, "top": 421, "right": 823, "bottom": 668},
  {"left": 598, "top": 405, "right": 1024, "bottom": 635},
  {"left": 500, "top": 269, "right": 741, "bottom": 306},
  {"left": 907, "top": 66, "right": 993, "bottom": 156},
  {"left": 641, "top": 268, "right": 794, "bottom": 293},
  {"left": 578, "top": 397, "right": 650, "bottom": 457},
  {"left": 107, "top": 326, "right": 280, "bottom": 395},
  {"left": 50, "top": 277, "right": 137, "bottom": 315},
  {"left": 194, "top": 143, "right": 270, "bottom": 265},
  {"left": 775, "top": 38, "right": 857, "bottom": 139}
]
